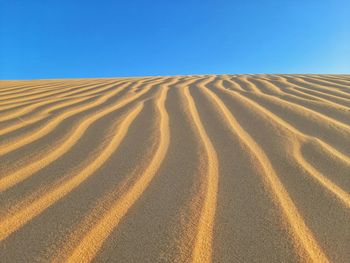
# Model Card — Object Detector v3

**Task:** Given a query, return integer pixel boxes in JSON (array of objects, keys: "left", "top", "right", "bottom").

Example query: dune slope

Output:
[{"left": 0, "top": 75, "right": 349, "bottom": 262}]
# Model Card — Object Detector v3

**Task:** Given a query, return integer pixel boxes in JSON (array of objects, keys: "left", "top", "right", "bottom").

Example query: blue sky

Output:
[{"left": 0, "top": 0, "right": 349, "bottom": 79}]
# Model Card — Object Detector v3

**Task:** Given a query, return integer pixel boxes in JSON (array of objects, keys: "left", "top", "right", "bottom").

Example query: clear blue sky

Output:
[{"left": 1, "top": 0, "right": 349, "bottom": 79}]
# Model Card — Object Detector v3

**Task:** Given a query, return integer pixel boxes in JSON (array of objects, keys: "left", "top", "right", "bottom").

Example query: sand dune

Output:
[{"left": 0, "top": 75, "right": 349, "bottom": 262}]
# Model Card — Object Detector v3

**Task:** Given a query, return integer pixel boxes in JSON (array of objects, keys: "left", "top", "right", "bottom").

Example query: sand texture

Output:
[{"left": 0, "top": 74, "right": 349, "bottom": 262}]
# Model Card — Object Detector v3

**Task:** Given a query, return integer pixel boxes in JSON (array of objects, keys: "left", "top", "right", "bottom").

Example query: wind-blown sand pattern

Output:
[{"left": 0, "top": 75, "right": 349, "bottom": 262}]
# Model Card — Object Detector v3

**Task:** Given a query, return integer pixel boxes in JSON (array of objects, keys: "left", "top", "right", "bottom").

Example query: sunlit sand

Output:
[{"left": 0, "top": 74, "right": 349, "bottom": 262}]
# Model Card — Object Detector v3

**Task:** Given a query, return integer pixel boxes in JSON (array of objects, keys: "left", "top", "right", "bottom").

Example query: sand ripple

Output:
[{"left": 1, "top": 75, "right": 349, "bottom": 262}]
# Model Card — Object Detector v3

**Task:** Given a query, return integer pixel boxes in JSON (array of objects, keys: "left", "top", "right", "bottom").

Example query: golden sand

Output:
[{"left": 0, "top": 75, "right": 349, "bottom": 262}]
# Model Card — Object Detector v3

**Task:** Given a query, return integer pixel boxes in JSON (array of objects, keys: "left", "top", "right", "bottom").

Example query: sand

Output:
[{"left": 0, "top": 74, "right": 349, "bottom": 262}]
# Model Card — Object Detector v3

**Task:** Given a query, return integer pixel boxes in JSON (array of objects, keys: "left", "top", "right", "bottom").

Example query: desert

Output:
[{"left": 0, "top": 74, "right": 349, "bottom": 262}]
